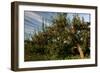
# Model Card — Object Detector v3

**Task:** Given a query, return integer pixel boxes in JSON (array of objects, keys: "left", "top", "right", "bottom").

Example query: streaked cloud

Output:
[{"left": 24, "top": 11, "right": 42, "bottom": 23}]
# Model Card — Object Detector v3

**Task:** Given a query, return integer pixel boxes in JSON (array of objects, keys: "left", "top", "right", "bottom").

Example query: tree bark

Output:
[{"left": 77, "top": 44, "right": 84, "bottom": 59}]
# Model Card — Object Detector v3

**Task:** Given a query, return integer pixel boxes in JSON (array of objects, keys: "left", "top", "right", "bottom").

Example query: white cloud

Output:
[{"left": 24, "top": 11, "right": 42, "bottom": 24}]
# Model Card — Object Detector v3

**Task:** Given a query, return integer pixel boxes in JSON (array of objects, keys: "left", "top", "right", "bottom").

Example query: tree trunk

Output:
[{"left": 77, "top": 44, "right": 84, "bottom": 59}]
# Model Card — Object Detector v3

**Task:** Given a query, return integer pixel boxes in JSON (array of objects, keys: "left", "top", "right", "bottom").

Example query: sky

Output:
[{"left": 24, "top": 11, "right": 90, "bottom": 40}]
